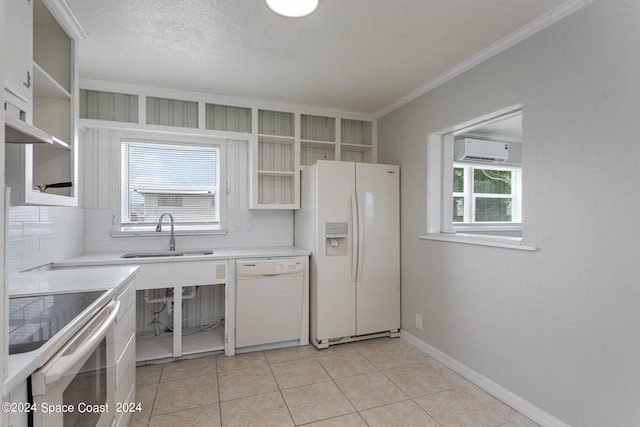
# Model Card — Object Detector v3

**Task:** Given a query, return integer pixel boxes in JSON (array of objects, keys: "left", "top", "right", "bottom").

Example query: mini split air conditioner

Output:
[{"left": 454, "top": 138, "right": 509, "bottom": 164}]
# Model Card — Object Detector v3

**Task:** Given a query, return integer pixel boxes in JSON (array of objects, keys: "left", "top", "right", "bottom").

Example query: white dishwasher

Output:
[{"left": 235, "top": 257, "right": 306, "bottom": 348}]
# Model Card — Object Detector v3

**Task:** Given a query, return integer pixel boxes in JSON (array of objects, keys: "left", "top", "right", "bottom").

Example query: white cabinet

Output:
[
  {"left": 300, "top": 114, "right": 336, "bottom": 166},
  {"left": 205, "top": 103, "right": 252, "bottom": 133},
  {"left": 4, "top": 0, "right": 33, "bottom": 111},
  {"left": 2, "top": 381, "right": 29, "bottom": 427},
  {"left": 340, "top": 118, "right": 374, "bottom": 163},
  {"left": 250, "top": 109, "right": 299, "bottom": 209},
  {"left": 114, "top": 278, "right": 136, "bottom": 427},
  {"left": 250, "top": 110, "right": 376, "bottom": 209},
  {"left": 134, "top": 260, "right": 229, "bottom": 361},
  {"left": 4, "top": 0, "right": 79, "bottom": 207},
  {"left": 300, "top": 116, "right": 375, "bottom": 165}
]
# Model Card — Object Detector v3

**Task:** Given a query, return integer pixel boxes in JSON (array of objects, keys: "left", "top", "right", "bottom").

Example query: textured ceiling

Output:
[{"left": 68, "top": 0, "right": 570, "bottom": 114}]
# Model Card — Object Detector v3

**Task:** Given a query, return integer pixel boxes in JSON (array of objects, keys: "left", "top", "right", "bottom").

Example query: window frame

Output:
[
  {"left": 111, "top": 131, "right": 227, "bottom": 236},
  {"left": 452, "top": 162, "right": 522, "bottom": 226},
  {"left": 422, "top": 105, "right": 537, "bottom": 251}
]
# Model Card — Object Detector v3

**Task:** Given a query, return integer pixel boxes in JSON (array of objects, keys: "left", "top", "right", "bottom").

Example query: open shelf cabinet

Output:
[
  {"left": 300, "top": 114, "right": 336, "bottom": 166},
  {"left": 340, "top": 118, "right": 374, "bottom": 163},
  {"left": 249, "top": 110, "right": 376, "bottom": 209},
  {"left": 136, "top": 283, "right": 226, "bottom": 362},
  {"left": 4, "top": 0, "right": 79, "bottom": 206},
  {"left": 251, "top": 110, "right": 299, "bottom": 209}
]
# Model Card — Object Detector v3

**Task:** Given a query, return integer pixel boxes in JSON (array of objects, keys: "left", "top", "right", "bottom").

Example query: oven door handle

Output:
[{"left": 40, "top": 300, "right": 120, "bottom": 386}]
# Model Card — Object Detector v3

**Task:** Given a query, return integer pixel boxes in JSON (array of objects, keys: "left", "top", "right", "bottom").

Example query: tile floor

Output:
[{"left": 128, "top": 338, "right": 539, "bottom": 427}]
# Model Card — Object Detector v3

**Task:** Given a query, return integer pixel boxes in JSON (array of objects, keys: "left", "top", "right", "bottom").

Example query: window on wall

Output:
[
  {"left": 452, "top": 164, "right": 522, "bottom": 225},
  {"left": 120, "top": 140, "right": 221, "bottom": 231},
  {"left": 424, "top": 106, "right": 533, "bottom": 248}
]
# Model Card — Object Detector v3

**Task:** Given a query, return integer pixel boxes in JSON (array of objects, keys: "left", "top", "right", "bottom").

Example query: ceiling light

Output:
[{"left": 266, "top": 0, "right": 318, "bottom": 17}]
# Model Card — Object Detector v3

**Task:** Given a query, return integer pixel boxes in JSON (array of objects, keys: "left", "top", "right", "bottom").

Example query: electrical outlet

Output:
[
  {"left": 233, "top": 218, "right": 242, "bottom": 232},
  {"left": 244, "top": 219, "right": 254, "bottom": 232},
  {"left": 415, "top": 313, "right": 423, "bottom": 330}
]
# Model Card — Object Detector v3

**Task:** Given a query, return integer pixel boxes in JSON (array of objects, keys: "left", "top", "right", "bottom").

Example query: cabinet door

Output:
[{"left": 4, "top": 0, "right": 33, "bottom": 105}]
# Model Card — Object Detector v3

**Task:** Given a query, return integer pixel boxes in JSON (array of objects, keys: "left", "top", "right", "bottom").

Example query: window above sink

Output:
[{"left": 121, "top": 140, "right": 221, "bottom": 232}]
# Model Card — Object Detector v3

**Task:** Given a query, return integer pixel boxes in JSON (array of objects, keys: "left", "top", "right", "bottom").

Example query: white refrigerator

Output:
[{"left": 295, "top": 160, "right": 400, "bottom": 349}]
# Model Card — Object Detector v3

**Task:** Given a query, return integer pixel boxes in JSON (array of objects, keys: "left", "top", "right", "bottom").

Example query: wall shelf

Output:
[
  {"left": 258, "top": 134, "right": 295, "bottom": 144},
  {"left": 33, "top": 62, "right": 71, "bottom": 99},
  {"left": 258, "top": 170, "right": 296, "bottom": 177},
  {"left": 300, "top": 139, "right": 336, "bottom": 149},
  {"left": 340, "top": 142, "right": 373, "bottom": 152}
]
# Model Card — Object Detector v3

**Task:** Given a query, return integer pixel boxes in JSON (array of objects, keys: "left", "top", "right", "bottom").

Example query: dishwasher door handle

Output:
[{"left": 238, "top": 271, "right": 302, "bottom": 278}]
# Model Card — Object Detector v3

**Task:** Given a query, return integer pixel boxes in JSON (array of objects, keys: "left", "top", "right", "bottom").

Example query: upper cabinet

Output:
[
  {"left": 300, "top": 114, "right": 336, "bottom": 166},
  {"left": 251, "top": 109, "right": 299, "bottom": 209},
  {"left": 4, "top": 0, "right": 33, "bottom": 110},
  {"left": 77, "top": 82, "right": 376, "bottom": 210},
  {"left": 205, "top": 103, "right": 252, "bottom": 133},
  {"left": 4, "top": 0, "right": 83, "bottom": 207},
  {"left": 340, "top": 119, "right": 374, "bottom": 163},
  {"left": 299, "top": 115, "right": 375, "bottom": 166},
  {"left": 250, "top": 112, "right": 376, "bottom": 209}
]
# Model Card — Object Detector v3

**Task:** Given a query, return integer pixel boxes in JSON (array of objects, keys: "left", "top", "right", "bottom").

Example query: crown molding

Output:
[
  {"left": 375, "top": 0, "right": 596, "bottom": 119},
  {"left": 42, "top": 0, "right": 88, "bottom": 40}
]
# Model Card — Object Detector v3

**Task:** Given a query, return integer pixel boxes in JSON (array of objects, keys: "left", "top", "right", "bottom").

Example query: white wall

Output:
[{"left": 377, "top": 1, "right": 640, "bottom": 426}]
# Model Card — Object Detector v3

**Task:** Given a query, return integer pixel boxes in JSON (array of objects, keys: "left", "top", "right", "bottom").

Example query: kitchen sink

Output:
[{"left": 120, "top": 250, "right": 214, "bottom": 259}]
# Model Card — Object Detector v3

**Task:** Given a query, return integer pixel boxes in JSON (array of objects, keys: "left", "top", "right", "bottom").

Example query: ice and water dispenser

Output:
[{"left": 326, "top": 222, "right": 348, "bottom": 256}]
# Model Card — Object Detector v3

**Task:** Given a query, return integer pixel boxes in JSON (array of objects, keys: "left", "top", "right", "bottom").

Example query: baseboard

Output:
[{"left": 400, "top": 331, "right": 569, "bottom": 427}]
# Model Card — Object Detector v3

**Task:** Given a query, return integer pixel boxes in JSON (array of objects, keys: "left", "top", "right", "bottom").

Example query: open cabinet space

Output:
[
  {"left": 4, "top": 0, "right": 79, "bottom": 207},
  {"left": 135, "top": 284, "right": 226, "bottom": 362}
]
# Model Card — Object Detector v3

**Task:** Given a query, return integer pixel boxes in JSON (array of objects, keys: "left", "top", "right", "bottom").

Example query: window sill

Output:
[
  {"left": 453, "top": 223, "right": 522, "bottom": 232},
  {"left": 418, "top": 232, "right": 537, "bottom": 251},
  {"left": 111, "top": 229, "right": 228, "bottom": 238}
]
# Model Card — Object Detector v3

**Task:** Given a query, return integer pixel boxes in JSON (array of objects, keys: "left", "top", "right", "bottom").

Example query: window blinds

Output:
[{"left": 121, "top": 141, "right": 219, "bottom": 228}]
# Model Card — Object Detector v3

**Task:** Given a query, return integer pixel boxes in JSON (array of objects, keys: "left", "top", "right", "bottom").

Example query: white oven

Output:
[{"left": 30, "top": 300, "right": 120, "bottom": 427}]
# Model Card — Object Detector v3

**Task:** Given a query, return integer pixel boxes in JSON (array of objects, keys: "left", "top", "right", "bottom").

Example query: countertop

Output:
[
  {"left": 8, "top": 265, "right": 139, "bottom": 297},
  {"left": 5, "top": 266, "right": 139, "bottom": 393},
  {"left": 52, "top": 245, "right": 310, "bottom": 268}
]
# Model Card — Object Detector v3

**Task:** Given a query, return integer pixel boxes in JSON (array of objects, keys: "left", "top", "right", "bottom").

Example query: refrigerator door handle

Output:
[
  {"left": 356, "top": 190, "right": 365, "bottom": 282},
  {"left": 351, "top": 191, "right": 359, "bottom": 283}
]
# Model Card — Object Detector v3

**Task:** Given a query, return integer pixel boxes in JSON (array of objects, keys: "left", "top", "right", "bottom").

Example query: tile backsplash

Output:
[
  {"left": 8, "top": 206, "right": 85, "bottom": 274},
  {"left": 8, "top": 206, "right": 294, "bottom": 274},
  {"left": 84, "top": 208, "right": 294, "bottom": 253}
]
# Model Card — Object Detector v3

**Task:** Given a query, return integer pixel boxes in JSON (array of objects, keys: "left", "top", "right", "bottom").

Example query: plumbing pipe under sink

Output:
[{"left": 143, "top": 287, "right": 197, "bottom": 305}]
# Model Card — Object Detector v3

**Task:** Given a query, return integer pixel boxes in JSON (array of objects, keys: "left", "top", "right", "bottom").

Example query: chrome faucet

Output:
[{"left": 156, "top": 213, "right": 176, "bottom": 251}]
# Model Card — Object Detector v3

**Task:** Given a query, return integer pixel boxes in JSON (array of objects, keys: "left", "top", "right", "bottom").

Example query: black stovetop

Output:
[{"left": 9, "top": 291, "right": 105, "bottom": 355}]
